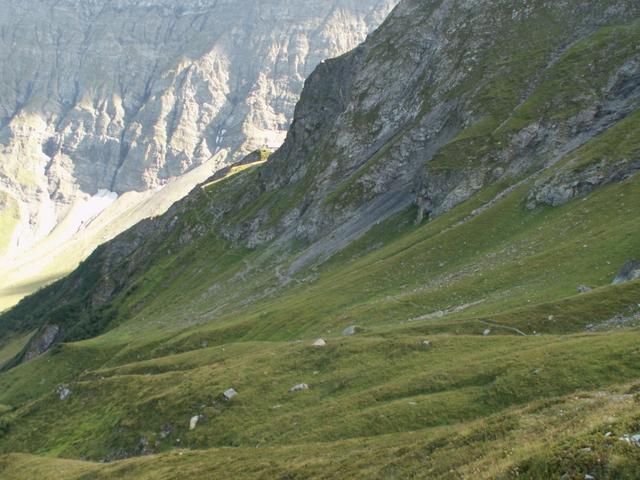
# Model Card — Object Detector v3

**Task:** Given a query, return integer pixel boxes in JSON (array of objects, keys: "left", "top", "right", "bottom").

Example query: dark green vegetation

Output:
[{"left": 1, "top": 0, "right": 640, "bottom": 478}]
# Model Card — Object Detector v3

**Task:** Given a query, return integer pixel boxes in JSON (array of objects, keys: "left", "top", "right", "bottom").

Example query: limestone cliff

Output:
[{"left": 0, "top": 0, "right": 396, "bottom": 309}]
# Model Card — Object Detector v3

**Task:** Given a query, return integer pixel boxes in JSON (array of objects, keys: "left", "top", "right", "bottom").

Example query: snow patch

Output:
[
  {"left": 44, "top": 189, "right": 120, "bottom": 244},
  {"left": 71, "top": 190, "right": 119, "bottom": 233}
]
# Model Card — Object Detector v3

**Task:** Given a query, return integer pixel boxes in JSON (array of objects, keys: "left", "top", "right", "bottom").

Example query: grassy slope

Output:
[
  {"left": 0, "top": 332, "right": 33, "bottom": 370},
  {"left": 0, "top": 148, "right": 639, "bottom": 478},
  {"left": 1, "top": 384, "right": 640, "bottom": 479}
]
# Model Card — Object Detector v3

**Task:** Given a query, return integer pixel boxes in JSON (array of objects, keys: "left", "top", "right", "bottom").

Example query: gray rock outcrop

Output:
[
  {"left": 225, "top": 0, "right": 640, "bottom": 268},
  {"left": 222, "top": 388, "right": 238, "bottom": 401},
  {"left": 57, "top": 386, "right": 71, "bottom": 401},
  {"left": 613, "top": 260, "right": 640, "bottom": 285},
  {"left": 342, "top": 326, "right": 357, "bottom": 336},
  {"left": 23, "top": 325, "right": 60, "bottom": 362}
]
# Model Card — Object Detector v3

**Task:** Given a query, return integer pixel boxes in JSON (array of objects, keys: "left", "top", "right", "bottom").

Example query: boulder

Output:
[
  {"left": 313, "top": 338, "right": 327, "bottom": 347},
  {"left": 57, "top": 387, "right": 71, "bottom": 401},
  {"left": 483, "top": 329, "right": 491, "bottom": 336},
  {"left": 577, "top": 285, "right": 592, "bottom": 293},
  {"left": 619, "top": 434, "right": 640, "bottom": 446},
  {"left": 189, "top": 415, "right": 202, "bottom": 430},
  {"left": 613, "top": 260, "right": 640, "bottom": 285},
  {"left": 422, "top": 340, "right": 432, "bottom": 348},
  {"left": 289, "top": 383, "right": 310, "bottom": 393},
  {"left": 223, "top": 388, "right": 238, "bottom": 401},
  {"left": 342, "top": 326, "right": 357, "bottom": 336}
]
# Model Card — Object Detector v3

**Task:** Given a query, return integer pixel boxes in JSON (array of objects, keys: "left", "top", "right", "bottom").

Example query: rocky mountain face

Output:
[
  {"left": 252, "top": 0, "right": 640, "bottom": 246},
  {"left": 3, "top": 0, "right": 638, "bottom": 348},
  {"left": 165, "top": 0, "right": 640, "bottom": 277},
  {"left": 0, "top": 0, "right": 396, "bottom": 308}
]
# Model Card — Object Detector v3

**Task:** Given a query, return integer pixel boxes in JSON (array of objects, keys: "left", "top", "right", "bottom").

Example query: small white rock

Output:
[
  {"left": 57, "top": 387, "right": 71, "bottom": 401},
  {"left": 313, "top": 338, "right": 327, "bottom": 347},
  {"left": 483, "top": 329, "right": 491, "bottom": 336},
  {"left": 189, "top": 415, "right": 201, "bottom": 430},
  {"left": 289, "top": 383, "right": 310, "bottom": 393},
  {"left": 223, "top": 388, "right": 238, "bottom": 401},
  {"left": 342, "top": 326, "right": 356, "bottom": 336}
]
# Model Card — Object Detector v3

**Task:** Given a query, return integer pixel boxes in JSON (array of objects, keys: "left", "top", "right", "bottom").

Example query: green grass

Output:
[
  {"left": 503, "top": 18, "right": 640, "bottom": 132},
  {"left": 1, "top": 380, "right": 640, "bottom": 479},
  {"left": 0, "top": 332, "right": 33, "bottom": 369}
]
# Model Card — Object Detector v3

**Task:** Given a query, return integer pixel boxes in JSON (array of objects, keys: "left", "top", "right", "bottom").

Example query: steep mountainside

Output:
[
  {"left": 1, "top": 0, "right": 640, "bottom": 478},
  {"left": 0, "top": 0, "right": 395, "bottom": 310}
]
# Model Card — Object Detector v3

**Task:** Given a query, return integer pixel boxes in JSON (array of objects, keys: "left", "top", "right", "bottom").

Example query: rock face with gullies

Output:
[
  {"left": 226, "top": 0, "right": 640, "bottom": 262},
  {"left": 0, "top": 0, "right": 397, "bottom": 267}
]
